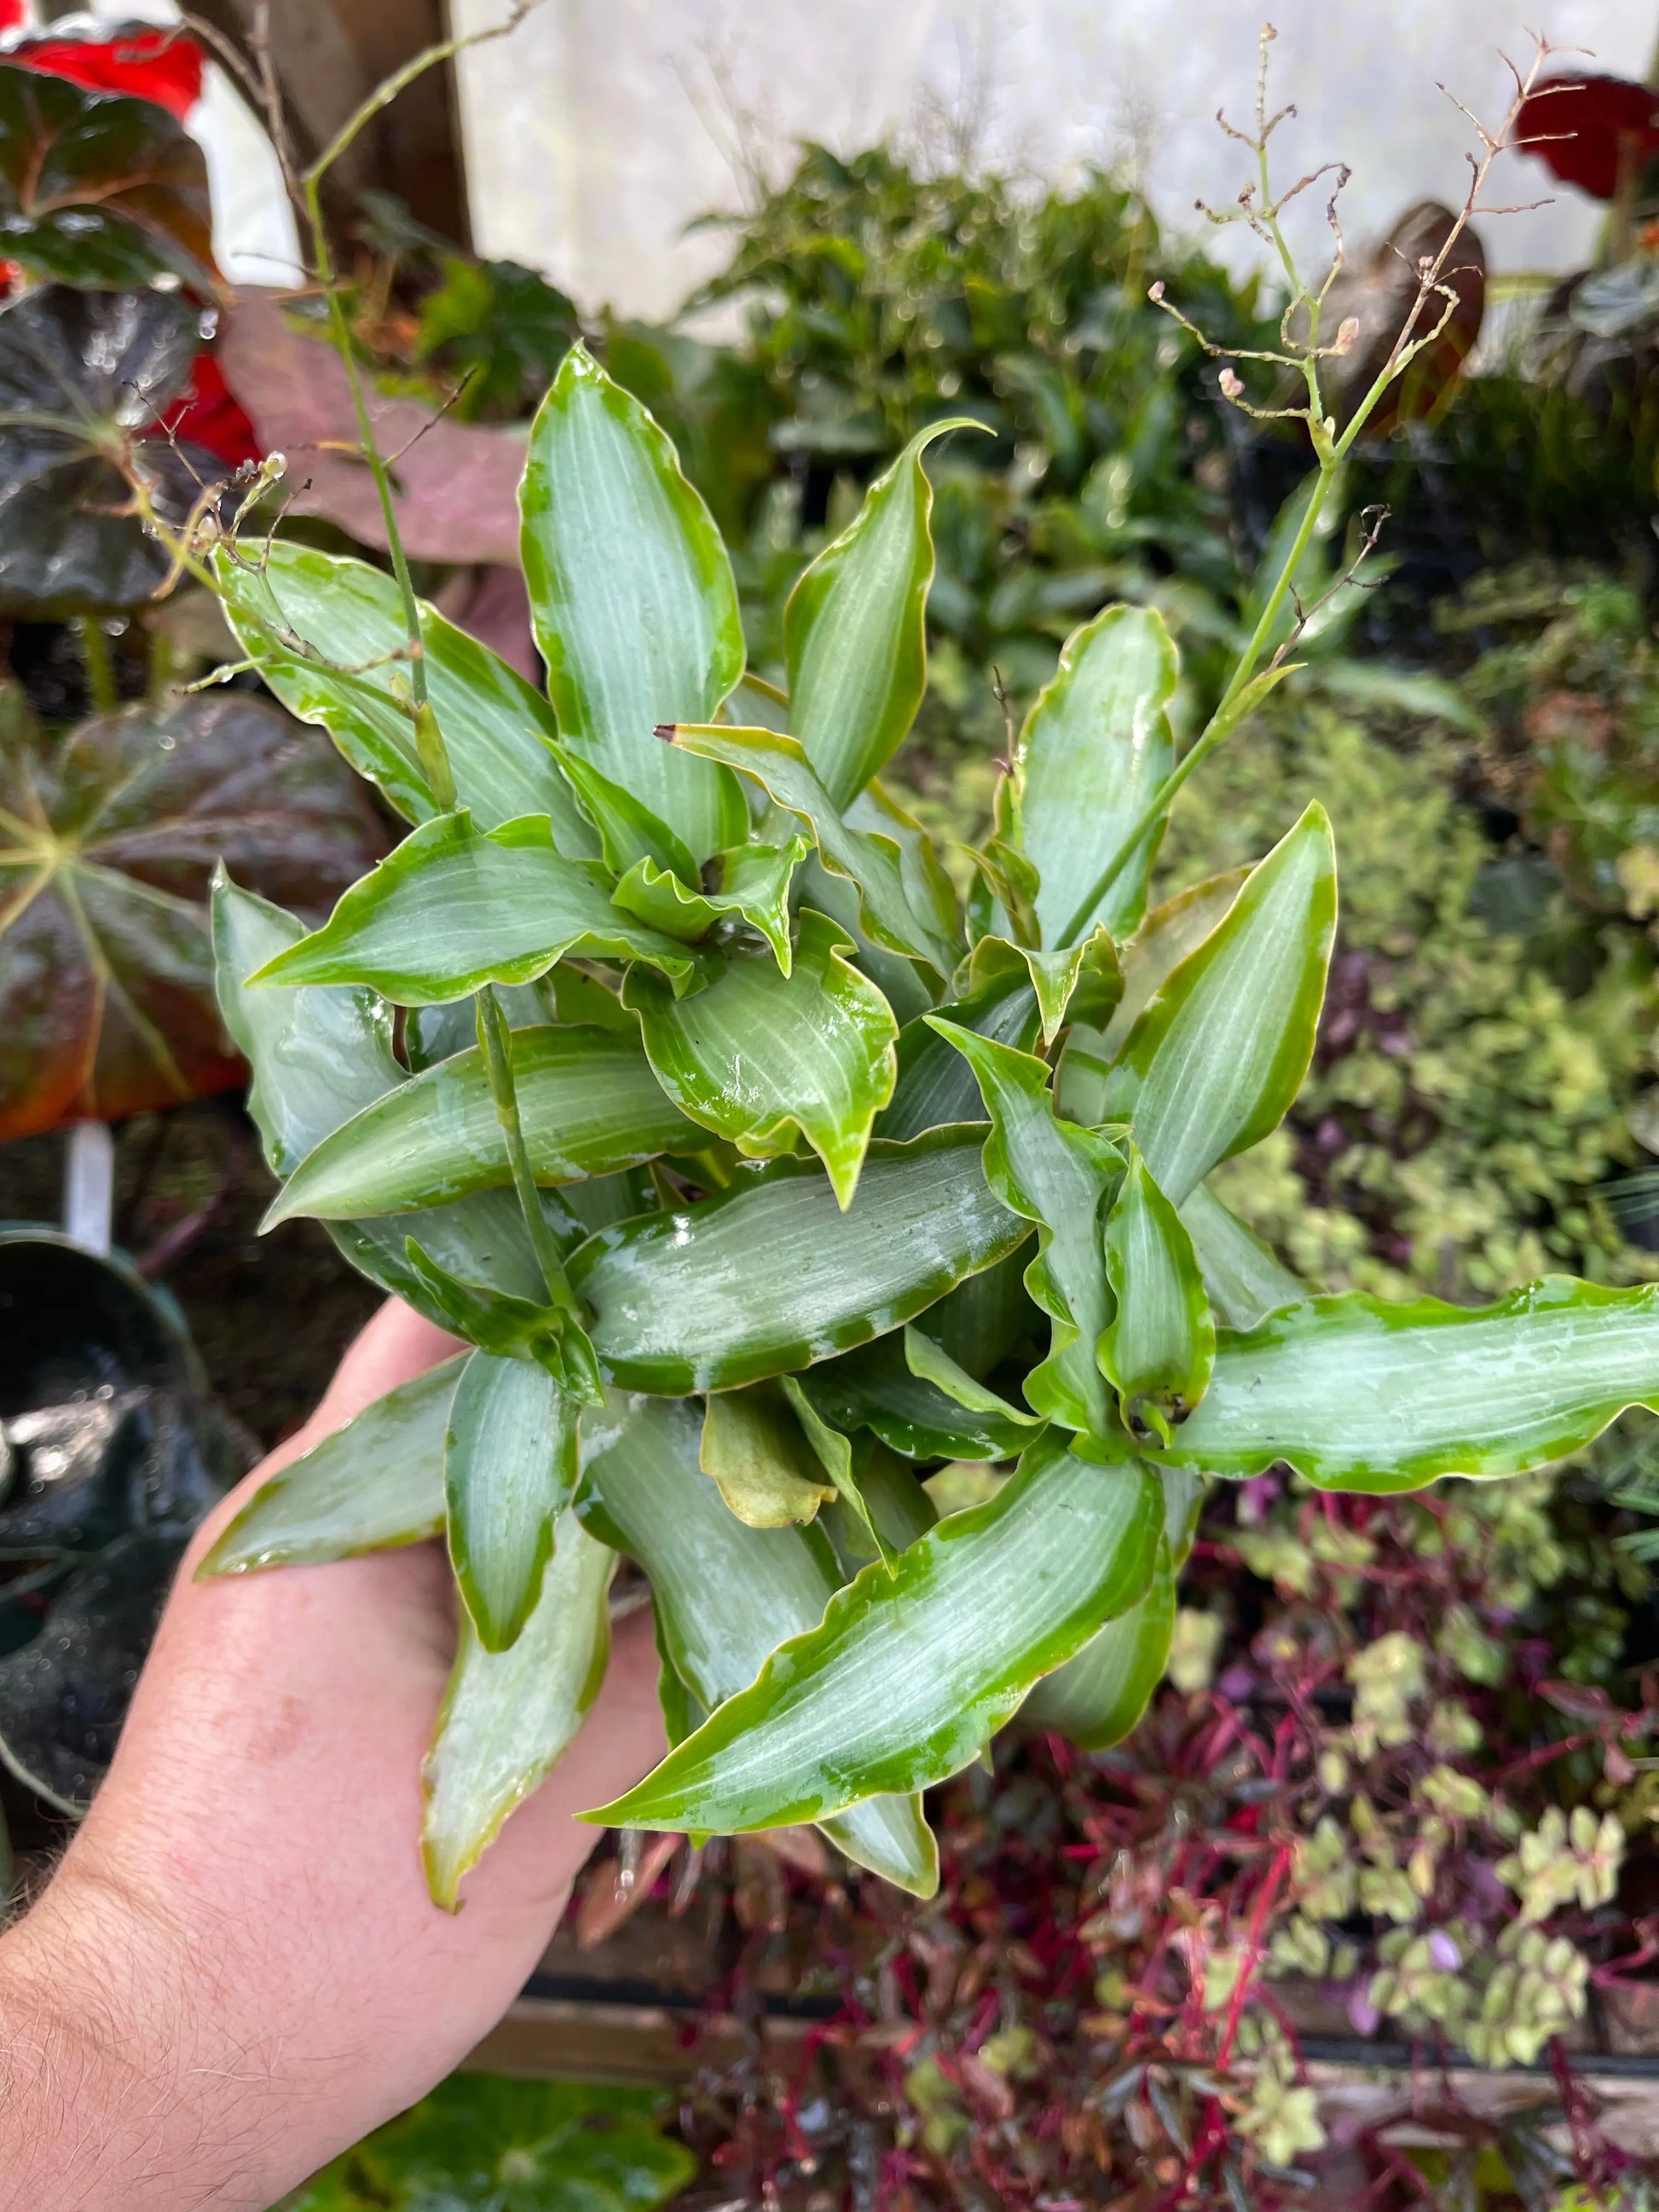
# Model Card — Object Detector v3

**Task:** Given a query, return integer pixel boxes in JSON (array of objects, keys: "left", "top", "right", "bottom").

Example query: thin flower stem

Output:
[
  {"left": 78, "top": 617, "right": 118, "bottom": 716},
  {"left": 475, "top": 984, "right": 581, "bottom": 1317}
]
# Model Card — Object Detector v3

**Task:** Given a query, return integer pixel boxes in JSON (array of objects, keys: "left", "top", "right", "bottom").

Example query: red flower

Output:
[
  {"left": 1516, "top": 73, "right": 1659, "bottom": 202},
  {"left": 3, "top": 23, "right": 203, "bottom": 119},
  {"left": 147, "top": 350, "right": 261, "bottom": 471}
]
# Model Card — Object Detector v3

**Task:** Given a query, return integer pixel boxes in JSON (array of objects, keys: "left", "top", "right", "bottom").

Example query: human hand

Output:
[{"left": 0, "top": 1299, "right": 665, "bottom": 2212}]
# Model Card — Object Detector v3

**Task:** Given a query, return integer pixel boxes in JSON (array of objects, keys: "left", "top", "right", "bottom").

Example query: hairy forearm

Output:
[{"left": 0, "top": 1860, "right": 272, "bottom": 2212}]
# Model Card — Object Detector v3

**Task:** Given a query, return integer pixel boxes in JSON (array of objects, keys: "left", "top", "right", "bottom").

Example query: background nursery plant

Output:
[{"left": 182, "top": 38, "right": 1659, "bottom": 1920}]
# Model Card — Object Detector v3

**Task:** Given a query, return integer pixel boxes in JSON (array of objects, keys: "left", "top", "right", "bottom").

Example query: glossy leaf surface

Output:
[
  {"left": 1099, "top": 1146, "right": 1215, "bottom": 1446},
  {"left": 962, "top": 925, "right": 1122, "bottom": 1049},
  {"left": 785, "top": 420, "right": 974, "bottom": 807},
  {"left": 592, "top": 1432, "right": 1162, "bottom": 1832},
  {"left": 569, "top": 1129, "right": 1025, "bottom": 1393},
  {"left": 1022, "top": 1551, "right": 1176, "bottom": 1748},
  {"left": 625, "top": 909, "right": 898, "bottom": 1207},
  {"left": 1158, "top": 1279, "right": 1659, "bottom": 1492},
  {"left": 670, "top": 723, "right": 958, "bottom": 978},
  {"left": 250, "top": 812, "right": 693, "bottom": 1003},
  {"left": 520, "top": 344, "right": 746, "bottom": 860},
  {"left": 801, "top": 1327, "right": 1038, "bottom": 1463},
  {"left": 931, "top": 1024, "right": 1122, "bottom": 1440},
  {"left": 581, "top": 1393, "right": 937, "bottom": 1892},
  {"left": 218, "top": 541, "right": 593, "bottom": 848},
  {"left": 612, "top": 835, "right": 806, "bottom": 967},
  {"left": 1103, "top": 805, "right": 1337, "bottom": 1204},
  {"left": 0, "top": 65, "right": 216, "bottom": 289},
  {"left": 0, "top": 689, "right": 384, "bottom": 1141},
  {"left": 0, "top": 286, "right": 208, "bottom": 617},
  {"left": 877, "top": 973, "right": 1040, "bottom": 1142},
  {"left": 1014, "top": 604, "right": 1178, "bottom": 945},
  {"left": 422, "top": 1509, "right": 614, "bottom": 1907},
  {"left": 264, "top": 1025, "right": 697, "bottom": 1225},
  {"left": 445, "top": 1353, "right": 580, "bottom": 1651},
  {"left": 211, "top": 875, "right": 401, "bottom": 1176},
  {"left": 199, "top": 1359, "right": 460, "bottom": 1577},
  {"left": 781, "top": 1377, "right": 896, "bottom": 1568},
  {"left": 1179, "top": 1181, "right": 1305, "bottom": 1331}
]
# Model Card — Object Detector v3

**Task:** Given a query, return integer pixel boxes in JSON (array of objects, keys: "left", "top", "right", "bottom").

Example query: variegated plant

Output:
[{"left": 186, "top": 54, "right": 1650, "bottom": 1903}]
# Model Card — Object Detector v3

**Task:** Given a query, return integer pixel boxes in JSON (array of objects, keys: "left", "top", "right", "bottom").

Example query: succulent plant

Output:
[{"left": 187, "top": 337, "right": 1659, "bottom": 1907}]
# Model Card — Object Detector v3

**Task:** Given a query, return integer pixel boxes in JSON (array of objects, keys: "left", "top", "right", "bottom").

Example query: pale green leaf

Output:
[
  {"left": 520, "top": 344, "right": 747, "bottom": 860},
  {"left": 904, "top": 1325, "right": 1040, "bottom": 1427},
  {"left": 700, "top": 1383, "right": 835, "bottom": 1528},
  {"left": 611, "top": 836, "right": 807, "bottom": 967},
  {"left": 1102, "top": 804, "right": 1337, "bottom": 1204},
  {"left": 581, "top": 1393, "right": 937, "bottom": 1893},
  {"left": 422, "top": 1510, "right": 614, "bottom": 1907},
  {"left": 877, "top": 973, "right": 1040, "bottom": 1142},
  {"left": 263, "top": 1024, "right": 697, "bottom": 1226},
  {"left": 197, "top": 1357, "right": 460, "bottom": 1576},
  {"left": 1158, "top": 1279, "right": 1659, "bottom": 1492},
  {"left": 962, "top": 926, "right": 1122, "bottom": 1049},
  {"left": 1013, "top": 604, "right": 1178, "bottom": 945},
  {"left": 785, "top": 420, "right": 979, "bottom": 807},
  {"left": 1099, "top": 1144, "right": 1215, "bottom": 1447},
  {"left": 802, "top": 1325, "right": 1039, "bottom": 1464},
  {"left": 446, "top": 1351, "right": 581, "bottom": 1651},
  {"left": 554, "top": 742, "right": 698, "bottom": 882},
  {"left": 217, "top": 540, "right": 595, "bottom": 851},
  {"left": 929, "top": 1024, "right": 1122, "bottom": 1441},
  {"left": 248, "top": 811, "right": 695, "bottom": 1003},
  {"left": 404, "top": 1239, "right": 598, "bottom": 1401},
  {"left": 820, "top": 1443, "right": 938, "bottom": 1576},
  {"left": 781, "top": 1376, "right": 896, "bottom": 1569},
  {"left": 211, "top": 871, "right": 400, "bottom": 1176},
  {"left": 669, "top": 724, "right": 958, "bottom": 979},
  {"left": 1179, "top": 1181, "right": 1305, "bottom": 1331},
  {"left": 589, "top": 1431, "right": 1162, "bottom": 1833},
  {"left": 624, "top": 909, "right": 898, "bottom": 1208},
  {"left": 569, "top": 1128, "right": 1026, "bottom": 1393},
  {"left": 846, "top": 780, "right": 962, "bottom": 959},
  {"left": 1021, "top": 1550, "right": 1175, "bottom": 1749}
]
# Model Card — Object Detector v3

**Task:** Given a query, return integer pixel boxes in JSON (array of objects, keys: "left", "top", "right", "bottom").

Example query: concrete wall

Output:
[{"left": 452, "top": 0, "right": 1653, "bottom": 322}]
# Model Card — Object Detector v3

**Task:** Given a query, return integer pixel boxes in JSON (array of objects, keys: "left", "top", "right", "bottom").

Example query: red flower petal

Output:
[
  {"left": 5, "top": 26, "right": 203, "bottom": 119},
  {"left": 146, "top": 350, "right": 262, "bottom": 471},
  {"left": 1516, "top": 73, "right": 1659, "bottom": 201}
]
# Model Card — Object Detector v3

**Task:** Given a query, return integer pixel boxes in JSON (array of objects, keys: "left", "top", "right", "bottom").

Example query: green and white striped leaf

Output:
[
  {"left": 1021, "top": 1551, "right": 1176, "bottom": 1749},
  {"left": 700, "top": 1383, "right": 835, "bottom": 1528},
  {"left": 211, "top": 872, "right": 401, "bottom": 1176},
  {"left": 1178, "top": 1181, "right": 1305, "bottom": 1331},
  {"left": 211, "top": 877, "right": 563, "bottom": 1334},
  {"left": 784, "top": 420, "right": 977, "bottom": 808},
  {"left": 217, "top": 540, "right": 594, "bottom": 852},
  {"left": 1102, "top": 805, "right": 1337, "bottom": 1204},
  {"left": 1012, "top": 604, "right": 1179, "bottom": 946},
  {"left": 820, "top": 1444, "right": 938, "bottom": 1576},
  {"left": 877, "top": 974, "right": 1040, "bottom": 1142},
  {"left": 1156, "top": 1279, "right": 1659, "bottom": 1492},
  {"left": 589, "top": 1431, "right": 1163, "bottom": 1834},
  {"left": 249, "top": 812, "right": 696, "bottom": 1003},
  {"left": 669, "top": 724, "right": 958, "bottom": 979},
  {"left": 1099, "top": 1145, "right": 1215, "bottom": 1447},
  {"left": 795, "top": 853, "right": 936, "bottom": 1028},
  {"left": 569, "top": 1129, "right": 1026, "bottom": 1394},
  {"left": 197, "top": 1356, "right": 460, "bottom": 1577},
  {"left": 520, "top": 344, "right": 747, "bottom": 862},
  {"left": 846, "top": 781, "right": 962, "bottom": 962},
  {"left": 624, "top": 910, "right": 898, "bottom": 1209},
  {"left": 929, "top": 1024, "right": 1122, "bottom": 1441},
  {"left": 962, "top": 927, "right": 1123, "bottom": 1050},
  {"left": 445, "top": 1351, "right": 581, "bottom": 1651},
  {"left": 923, "top": 1245, "right": 1042, "bottom": 1379},
  {"left": 404, "top": 1240, "right": 599, "bottom": 1403},
  {"left": 801, "top": 1326, "right": 1038, "bottom": 1463},
  {"left": 554, "top": 743, "right": 699, "bottom": 883},
  {"left": 612, "top": 837, "right": 807, "bottom": 968},
  {"left": 580, "top": 1394, "right": 937, "bottom": 1893},
  {"left": 264, "top": 1025, "right": 697, "bottom": 1226},
  {"left": 422, "top": 1510, "right": 615, "bottom": 1908},
  {"left": 781, "top": 1377, "right": 895, "bottom": 1569}
]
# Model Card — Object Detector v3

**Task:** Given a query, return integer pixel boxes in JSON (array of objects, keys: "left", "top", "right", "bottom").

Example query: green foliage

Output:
[{"left": 289, "top": 2073, "right": 693, "bottom": 2210}]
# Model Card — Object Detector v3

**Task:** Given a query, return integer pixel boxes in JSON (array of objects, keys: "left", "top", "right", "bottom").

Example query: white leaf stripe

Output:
[
  {"left": 1160, "top": 1279, "right": 1659, "bottom": 1490},
  {"left": 446, "top": 1353, "right": 579, "bottom": 1650}
]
